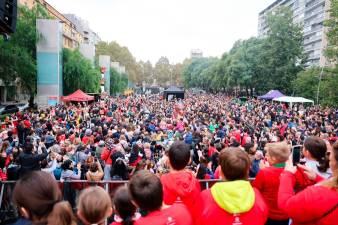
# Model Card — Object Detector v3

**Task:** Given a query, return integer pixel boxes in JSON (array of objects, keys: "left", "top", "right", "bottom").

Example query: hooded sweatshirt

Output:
[
  {"left": 193, "top": 180, "right": 268, "bottom": 225},
  {"left": 161, "top": 170, "right": 201, "bottom": 212},
  {"left": 278, "top": 171, "right": 338, "bottom": 225}
]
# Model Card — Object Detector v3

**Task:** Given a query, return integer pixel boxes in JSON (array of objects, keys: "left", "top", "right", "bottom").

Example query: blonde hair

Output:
[
  {"left": 144, "top": 143, "right": 150, "bottom": 148},
  {"left": 265, "top": 142, "right": 290, "bottom": 163},
  {"left": 78, "top": 186, "right": 112, "bottom": 224}
]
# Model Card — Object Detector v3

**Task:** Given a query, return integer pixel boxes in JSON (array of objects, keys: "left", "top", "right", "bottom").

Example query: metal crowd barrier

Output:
[{"left": 0, "top": 178, "right": 254, "bottom": 224}]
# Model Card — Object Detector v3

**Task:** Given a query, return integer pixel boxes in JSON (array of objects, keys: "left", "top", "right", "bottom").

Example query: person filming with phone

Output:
[{"left": 278, "top": 141, "right": 338, "bottom": 225}]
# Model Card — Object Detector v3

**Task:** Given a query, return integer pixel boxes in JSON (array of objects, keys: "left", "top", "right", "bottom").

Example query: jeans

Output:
[{"left": 104, "top": 164, "right": 111, "bottom": 180}]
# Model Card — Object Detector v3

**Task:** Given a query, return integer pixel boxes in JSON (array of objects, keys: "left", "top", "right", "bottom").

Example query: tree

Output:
[
  {"left": 293, "top": 67, "right": 323, "bottom": 101},
  {"left": 264, "top": 6, "right": 306, "bottom": 94},
  {"left": 96, "top": 41, "right": 141, "bottom": 84},
  {"left": 183, "top": 57, "right": 218, "bottom": 89},
  {"left": 0, "top": 5, "right": 50, "bottom": 105},
  {"left": 63, "top": 48, "right": 100, "bottom": 95},
  {"left": 154, "top": 56, "right": 171, "bottom": 85},
  {"left": 324, "top": 0, "right": 338, "bottom": 63},
  {"left": 110, "top": 68, "right": 128, "bottom": 95},
  {"left": 138, "top": 60, "right": 153, "bottom": 83},
  {"left": 171, "top": 63, "right": 184, "bottom": 85}
]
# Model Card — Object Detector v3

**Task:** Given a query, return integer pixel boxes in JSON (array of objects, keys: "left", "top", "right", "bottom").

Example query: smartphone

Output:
[{"left": 292, "top": 145, "right": 302, "bottom": 166}]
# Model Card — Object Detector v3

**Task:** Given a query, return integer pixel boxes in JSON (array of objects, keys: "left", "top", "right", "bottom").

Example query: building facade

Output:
[
  {"left": 258, "top": 0, "right": 331, "bottom": 67},
  {"left": 19, "top": 0, "right": 84, "bottom": 49},
  {"left": 64, "top": 14, "right": 101, "bottom": 45},
  {"left": 64, "top": 14, "right": 101, "bottom": 64},
  {"left": 191, "top": 49, "right": 203, "bottom": 59}
]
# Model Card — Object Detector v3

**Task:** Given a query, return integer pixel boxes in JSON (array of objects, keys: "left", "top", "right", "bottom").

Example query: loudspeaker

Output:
[{"left": 0, "top": 0, "right": 17, "bottom": 34}]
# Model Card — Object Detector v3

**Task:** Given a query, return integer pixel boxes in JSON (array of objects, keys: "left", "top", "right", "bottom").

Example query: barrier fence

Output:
[{"left": 0, "top": 178, "right": 254, "bottom": 224}]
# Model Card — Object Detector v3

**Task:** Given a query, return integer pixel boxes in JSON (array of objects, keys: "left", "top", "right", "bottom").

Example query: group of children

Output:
[{"left": 11, "top": 138, "right": 338, "bottom": 225}]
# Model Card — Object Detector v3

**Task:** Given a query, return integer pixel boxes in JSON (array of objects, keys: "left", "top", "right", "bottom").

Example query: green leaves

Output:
[
  {"left": 182, "top": 6, "right": 306, "bottom": 97},
  {"left": 293, "top": 67, "right": 338, "bottom": 107},
  {"left": 63, "top": 48, "right": 100, "bottom": 95},
  {"left": 324, "top": 0, "right": 338, "bottom": 62},
  {"left": 96, "top": 41, "right": 139, "bottom": 84},
  {"left": 110, "top": 68, "right": 128, "bottom": 94},
  {"left": 0, "top": 5, "right": 50, "bottom": 103}
]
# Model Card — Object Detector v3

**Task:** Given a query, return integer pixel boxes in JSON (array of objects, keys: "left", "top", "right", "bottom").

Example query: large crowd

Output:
[{"left": 0, "top": 93, "right": 337, "bottom": 225}]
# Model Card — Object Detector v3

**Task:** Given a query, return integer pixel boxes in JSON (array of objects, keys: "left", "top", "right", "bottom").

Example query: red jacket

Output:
[
  {"left": 193, "top": 185, "right": 268, "bottom": 225},
  {"left": 278, "top": 171, "right": 338, "bottom": 225},
  {"left": 293, "top": 166, "right": 318, "bottom": 193},
  {"left": 100, "top": 147, "right": 113, "bottom": 165},
  {"left": 161, "top": 171, "right": 201, "bottom": 211},
  {"left": 252, "top": 166, "right": 288, "bottom": 220},
  {"left": 135, "top": 203, "right": 193, "bottom": 225}
]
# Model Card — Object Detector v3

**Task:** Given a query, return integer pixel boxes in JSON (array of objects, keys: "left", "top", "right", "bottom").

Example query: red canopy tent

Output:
[{"left": 62, "top": 89, "right": 94, "bottom": 102}]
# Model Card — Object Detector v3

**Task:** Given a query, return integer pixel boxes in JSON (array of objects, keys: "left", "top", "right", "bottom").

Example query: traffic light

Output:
[{"left": 0, "top": 0, "right": 17, "bottom": 35}]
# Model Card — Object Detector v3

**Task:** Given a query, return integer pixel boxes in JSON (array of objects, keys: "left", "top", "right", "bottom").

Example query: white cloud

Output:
[{"left": 47, "top": 0, "right": 275, "bottom": 64}]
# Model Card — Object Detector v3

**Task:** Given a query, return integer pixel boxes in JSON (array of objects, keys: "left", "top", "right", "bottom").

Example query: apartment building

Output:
[
  {"left": 191, "top": 49, "right": 203, "bottom": 59},
  {"left": 258, "top": 0, "right": 331, "bottom": 67},
  {"left": 19, "top": 0, "right": 83, "bottom": 49},
  {"left": 64, "top": 14, "right": 101, "bottom": 45}
]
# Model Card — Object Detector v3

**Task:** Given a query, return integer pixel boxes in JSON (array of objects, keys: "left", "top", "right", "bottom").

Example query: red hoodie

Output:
[
  {"left": 193, "top": 181, "right": 268, "bottom": 225},
  {"left": 135, "top": 203, "right": 193, "bottom": 225},
  {"left": 161, "top": 171, "right": 201, "bottom": 212},
  {"left": 278, "top": 171, "right": 338, "bottom": 225},
  {"left": 252, "top": 165, "right": 289, "bottom": 220}
]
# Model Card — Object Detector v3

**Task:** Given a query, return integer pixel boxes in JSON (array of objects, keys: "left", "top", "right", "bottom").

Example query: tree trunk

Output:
[{"left": 29, "top": 94, "right": 34, "bottom": 108}]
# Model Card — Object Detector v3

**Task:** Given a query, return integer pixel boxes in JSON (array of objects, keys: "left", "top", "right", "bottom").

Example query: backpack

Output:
[{"left": 53, "top": 167, "right": 62, "bottom": 180}]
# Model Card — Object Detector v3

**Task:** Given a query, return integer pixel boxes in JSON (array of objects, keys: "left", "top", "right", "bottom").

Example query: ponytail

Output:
[
  {"left": 122, "top": 215, "right": 134, "bottom": 225},
  {"left": 317, "top": 155, "right": 330, "bottom": 173},
  {"left": 304, "top": 136, "right": 329, "bottom": 173},
  {"left": 48, "top": 201, "right": 76, "bottom": 225}
]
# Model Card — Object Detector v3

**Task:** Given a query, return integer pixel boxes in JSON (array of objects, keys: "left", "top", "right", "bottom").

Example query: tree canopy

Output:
[
  {"left": 0, "top": 5, "right": 50, "bottom": 104},
  {"left": 110, "top": 68, "right": 128, "bottom": 95},
  {"left": 96, "top": 41, "right": 141, "bottom": 84},
  {"left": 63, "top": 48, "right": 100, "bottom": 95},
  {"left": 182, "top": 6, "right": 306, "bottom": 96}
]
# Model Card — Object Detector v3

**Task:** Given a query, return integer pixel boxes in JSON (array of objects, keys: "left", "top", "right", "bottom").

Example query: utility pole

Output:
[{"left": 316, "top": 66, "right": 324, "bottom": 105}]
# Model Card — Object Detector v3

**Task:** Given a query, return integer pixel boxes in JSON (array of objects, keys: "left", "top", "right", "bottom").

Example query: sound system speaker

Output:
[{"left": 0, "top": 0, "right": 17, "bottom": 34}]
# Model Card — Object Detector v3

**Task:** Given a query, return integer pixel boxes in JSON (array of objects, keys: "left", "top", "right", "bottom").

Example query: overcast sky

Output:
[{"left": 47, "top": 0, "right": 275, "bottom": 64}]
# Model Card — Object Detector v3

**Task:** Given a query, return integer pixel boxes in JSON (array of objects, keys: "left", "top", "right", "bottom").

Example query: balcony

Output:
[
  {"left": 303, "top": 34, "right": 322, "bottom": 45},
  {"left": 306, "top": 0, "right": 325, "bottom": 12},
  {"left": 308, "top": 53, "right": 321, "bottom": 60},
  {"left": 304, "top": 7, "right": 324, "bottom": 20},
  {"left": 303, "top": 25, "right": 323, "bottom": 37}
]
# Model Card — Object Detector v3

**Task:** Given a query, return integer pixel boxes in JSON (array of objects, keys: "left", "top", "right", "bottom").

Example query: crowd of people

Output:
[{"left": 0, "top": 93, "right": 337, "bottom": 225}]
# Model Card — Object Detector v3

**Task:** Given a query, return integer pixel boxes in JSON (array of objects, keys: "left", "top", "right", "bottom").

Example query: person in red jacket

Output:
[
  {"left": 101, "top": 138, "right": 114, "bottom": 180},
  {"left": 129, "top": 170, "right": 193, "bottom": 225},
  {"left": 160, "top": 141, "right": 200, "bottom": 212},
  {"left": 252, "top": 142, "right": 290, "bottom": 225},
  {"left": 193, "top": 147, "right": 268, "bottom": 225},
  {"left": 278, "top": 141, "right": 338, "bottom": 225}
]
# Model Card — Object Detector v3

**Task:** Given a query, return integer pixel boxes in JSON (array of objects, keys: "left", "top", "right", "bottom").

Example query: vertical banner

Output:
[
  {"left": 36, "top": 19, "right": 63, "bottom": 106},
  {"left": 99, "top": 55, "right": 111, "bottom": 95}
]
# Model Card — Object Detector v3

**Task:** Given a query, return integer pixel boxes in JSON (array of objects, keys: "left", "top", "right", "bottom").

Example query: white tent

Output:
[{"left": 272, "top": 96, "right": 314, "bottom": 107}]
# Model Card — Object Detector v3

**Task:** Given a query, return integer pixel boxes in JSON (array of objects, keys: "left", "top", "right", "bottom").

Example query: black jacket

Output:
[{"left": 18, "top": 148, "right": 48, "bottom": 176}]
